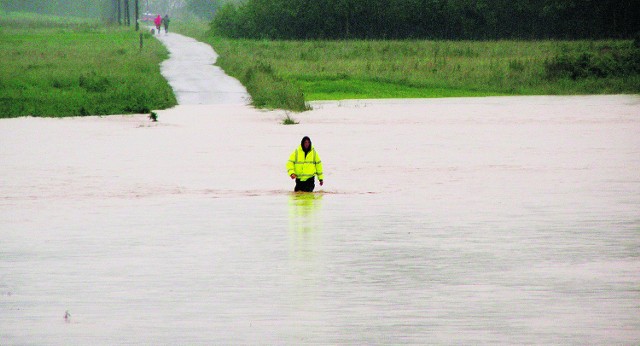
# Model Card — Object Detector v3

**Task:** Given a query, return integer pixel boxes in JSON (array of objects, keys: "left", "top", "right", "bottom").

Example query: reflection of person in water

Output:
[
  {"left": 288, "top": 192, "right": 322, "bottom": 304},
  {"left": 287, "top": 136, "right": 324, "bottom": 192},
  {"left": 289, "top": 193, "right": 323, "bottom": 234}
]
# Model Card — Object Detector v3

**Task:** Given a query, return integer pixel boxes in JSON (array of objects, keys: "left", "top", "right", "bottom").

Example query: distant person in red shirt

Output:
[{"left": 154, "top": 15, "right": 162, "bottom": 34}]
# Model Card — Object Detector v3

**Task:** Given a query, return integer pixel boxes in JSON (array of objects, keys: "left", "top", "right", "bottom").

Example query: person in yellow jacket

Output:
[{"left": 287, "top": 136, "right": 324, "bottom": 192}]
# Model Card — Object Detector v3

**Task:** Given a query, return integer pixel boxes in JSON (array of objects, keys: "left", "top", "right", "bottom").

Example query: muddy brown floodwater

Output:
[{"left": 1, "top": 95, "right": 639, "bottom": 344}]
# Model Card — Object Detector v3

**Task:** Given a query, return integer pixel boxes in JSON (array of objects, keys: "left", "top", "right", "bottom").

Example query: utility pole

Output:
[
  {"left": 135, "top": 0, "right": 139, "bottom": 31},
  {"left": 117, "top": 0, "right": 121, "bottom": 25},
  {"left": 124, "top": 0, "right": 130, "bottom": 26}
]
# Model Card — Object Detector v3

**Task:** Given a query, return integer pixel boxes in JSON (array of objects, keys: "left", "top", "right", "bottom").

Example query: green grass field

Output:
[
  {"left": 175, "top": 18, "right": 638, "bottom": 111},
  {"left": 2, "top": 14, "right": 638, "bottom": 117},
  {"left": 202, "top": 38, "right": 639, "bottom": 111},
  {"left": 0, "top": 12, "right": 176, "bottom": 118}
]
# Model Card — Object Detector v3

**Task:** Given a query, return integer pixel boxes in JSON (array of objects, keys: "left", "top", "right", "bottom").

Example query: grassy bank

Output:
[
  {"left": 173, "top": 18, "right": 639, "bottom": 111},
  {"left": 206, "top": 38, "right": 639, "bottom": 110},
  {"left": 0, "top": 13, "right": 176, "bottom": 118}
]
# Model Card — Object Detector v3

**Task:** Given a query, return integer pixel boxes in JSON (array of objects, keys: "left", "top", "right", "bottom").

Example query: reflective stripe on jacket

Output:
[{"left": 287, "top": 146, "right": 323, "bottom": 181}]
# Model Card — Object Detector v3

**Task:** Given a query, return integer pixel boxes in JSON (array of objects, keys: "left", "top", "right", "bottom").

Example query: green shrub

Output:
[
  {"left": 545, "top": 46, "right": 640, "bottom": 80},
  {"left": 508, "top": 59, "right": 526, "bottom": 72},
  {"left": 235, "top": 59, "right": 309, "bottom": 111},
  {"left": 79, "top": 71, "right": 110, "bottom": 92},
  {"left": 282, "top": 112, "right": 298, "bottom": 125}
]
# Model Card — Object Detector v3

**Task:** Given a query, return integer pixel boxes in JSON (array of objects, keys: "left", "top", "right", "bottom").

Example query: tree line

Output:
[{"left": 212, "top": 0, "right": 640, "bottom": 40}]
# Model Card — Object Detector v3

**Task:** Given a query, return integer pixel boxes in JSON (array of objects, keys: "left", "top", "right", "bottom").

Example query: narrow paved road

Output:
[{"left": 154, "top": 32, "right": 250, "bottom": 105}]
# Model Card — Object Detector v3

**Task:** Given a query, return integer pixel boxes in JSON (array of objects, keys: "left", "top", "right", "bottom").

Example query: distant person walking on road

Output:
[
  {"left": 287, "top": 136, "right": 324, "bottom": 192},
  {"left": 162, "top": 15, "right": 170, "bottom": 33},
  {"left": 154, "top": 15, "right": 162, "bottom": 34}
]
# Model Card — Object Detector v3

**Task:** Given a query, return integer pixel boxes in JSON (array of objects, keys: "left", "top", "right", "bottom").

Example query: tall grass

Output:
[
  {"left": 175, "top": 21, "right": 639, "bottom": 112},
  {"left": 0, "top": 13, "right": 177, "bottom": 118},
  {"left": 169, "top": 16, "right": 210, "bottom": 41},
  {"left": 0, "top": 11, "right": 103, "bottom": 29},
  {"left": 207, "top": 39, "right": 639, "bottom": 104}
]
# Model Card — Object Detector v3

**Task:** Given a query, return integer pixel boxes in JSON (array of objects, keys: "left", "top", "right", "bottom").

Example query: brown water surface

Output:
[{"left": 1, "top": 96, "right": 639, "bottom": 344}]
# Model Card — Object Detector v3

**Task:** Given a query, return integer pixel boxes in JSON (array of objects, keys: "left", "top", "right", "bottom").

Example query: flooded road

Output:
[{"left": 1, "top": 96, "right": 639, "bottom": 344}]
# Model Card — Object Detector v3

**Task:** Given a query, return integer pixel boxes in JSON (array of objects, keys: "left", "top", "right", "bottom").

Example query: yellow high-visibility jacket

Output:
[{"left": 287, "top": 146, "right": 323, "bottom": 182}]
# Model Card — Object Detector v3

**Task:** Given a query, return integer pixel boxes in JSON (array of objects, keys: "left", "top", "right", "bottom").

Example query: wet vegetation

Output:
[
  {"left": 180, "top": 0, "right": 639, "bottom": 111},
  {"left": 191, "top": 35, "right": 640, "bottom": 110},
  {"left": 1, "top": 0, "right": 111, "bottom": 19},
  {"left": 212, "top": 0, "right": 639, "bottom": 40},
  {"left": 3, "top": 0, "right": 639, "bottom": 115},
  {"left": 0, "top": 12, "right": 176, "bottom": 118},
  {"left": 545, "top": 45, "right": 640, "bottom": 81},
  {"left": 282, "top": 112, "right": 299, "bottom": 125}
]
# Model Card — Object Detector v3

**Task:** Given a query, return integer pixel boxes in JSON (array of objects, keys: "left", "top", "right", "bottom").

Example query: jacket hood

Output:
[{"left": 301, "top": 136, "right": 312, "bottom": 154}]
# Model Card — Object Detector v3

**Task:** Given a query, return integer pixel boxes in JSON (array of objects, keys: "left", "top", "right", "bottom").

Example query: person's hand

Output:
[
  {"left": 290, "top": 174, "right": 296, "bottom": 179},
  {"left": 319, "top": 180, "right": 324, "bottom": 186}
]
